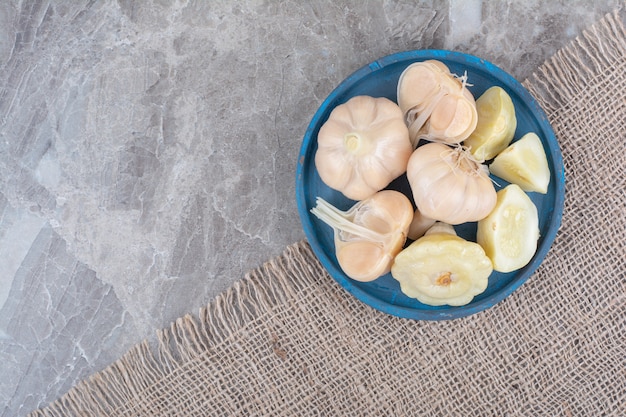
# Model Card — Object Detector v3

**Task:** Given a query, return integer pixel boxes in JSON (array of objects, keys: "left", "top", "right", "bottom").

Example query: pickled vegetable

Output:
[
  {"left": 310, "top": 190, "right": 413, "bottom": 282},
  {"left": 397, "top": 60, "right": 478, "bottom": 146},
  {"left": 406, "top": 142, "right": 496, "bottom": 225},
  {"left": 315, "top": 95, "right": 412, "bottom": 201},
  {"left": 391, "top": 222, "right": 493, "bottom": 306},
  {"left": 407, "top": 207, "right": 436, "bottom": 241},
  {"left": 489, "top": 132, "right": 551, "bottom": 194},
  {"left": 477, "top": 184, "right": 540, "bottom": 273},
  {"left": 464, "top": 86, "right": 517, "bottom": 161}
]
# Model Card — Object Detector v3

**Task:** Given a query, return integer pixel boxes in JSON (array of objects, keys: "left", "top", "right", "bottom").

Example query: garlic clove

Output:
[
  {"left": 397, "top": 61, "right": 447, "bottom": 116},
  {"left": 407, "top": 207, "right": 436, "bottom": 241},
  {"left": 425, "top": 59, "right": 453, "bottom": 74},
  {"left": 336, "top": 241, "right": 390, "bottom": 282},
  {"left": 427, "top": 94, "right": 478, "bottom": 143}
]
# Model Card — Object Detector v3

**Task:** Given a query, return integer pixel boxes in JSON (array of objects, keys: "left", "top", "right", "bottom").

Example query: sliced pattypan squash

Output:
[
  {"left": 489, "top": 132, "right": 551, "bottom": 194},
  {"left": 477, "top": 184, "right": 540, "bottom": 273},
  {"left": 464, "top": 86, "right": 517, "bottom": 161}
]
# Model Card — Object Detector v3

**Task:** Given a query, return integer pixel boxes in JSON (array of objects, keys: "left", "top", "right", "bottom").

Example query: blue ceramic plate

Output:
[{"left": 296, "top": 50, "right": 565, "bottom": 320}]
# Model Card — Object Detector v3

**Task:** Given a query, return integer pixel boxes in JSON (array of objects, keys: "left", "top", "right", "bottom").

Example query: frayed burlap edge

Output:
[
  {"left": 523, "top": 5, "right": 626, "bottom": 114},
  {"left": 29, "top": 6, "right": 626, "bottom": 417},
  {"left": 28, "top": 241, "right": 324, "bottom": 416}
]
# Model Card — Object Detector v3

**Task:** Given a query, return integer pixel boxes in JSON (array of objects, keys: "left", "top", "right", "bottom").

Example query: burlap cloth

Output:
[{"left": 32, "top": 9, "right": 625, "bottom": 417}]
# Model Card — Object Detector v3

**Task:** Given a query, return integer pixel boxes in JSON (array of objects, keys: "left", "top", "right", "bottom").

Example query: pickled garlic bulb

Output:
[
  {"left": 310, "top": 190, "right": 413, "bottom": 282},
  {"left": 397, "top": 60, "right": 478, "bottom": 146}
]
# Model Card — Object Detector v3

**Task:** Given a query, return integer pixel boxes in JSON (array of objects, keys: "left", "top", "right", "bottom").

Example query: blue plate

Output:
[{"left": 296, "top": 50, "right": 565, "bottom": 320}]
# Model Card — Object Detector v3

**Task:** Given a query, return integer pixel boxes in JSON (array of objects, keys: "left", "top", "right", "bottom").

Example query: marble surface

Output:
[{"left": 0, "top": 1, "right": 621, "bottom": 415}]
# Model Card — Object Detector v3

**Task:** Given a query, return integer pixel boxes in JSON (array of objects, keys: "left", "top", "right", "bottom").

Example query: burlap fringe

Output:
[
  {"left": 523, "top": 6, "right": 626, "bottom": 114},
  {"left": 28, "top": 241, "right": 323, "bottom": 416},
  {"left": 29, "top": 6, "right": 626, "bottom": 417}
]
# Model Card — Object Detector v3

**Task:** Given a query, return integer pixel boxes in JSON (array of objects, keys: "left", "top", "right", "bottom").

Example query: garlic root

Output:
[
  {"left": 407, "top": 208, "right": 436, "bottom": 240},
  {"left": 311, "top": 190, "right": 413, "bottom": 282}
]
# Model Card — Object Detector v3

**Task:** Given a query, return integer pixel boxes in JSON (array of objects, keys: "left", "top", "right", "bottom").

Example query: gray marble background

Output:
[{"left": 0, "top": 1, "right": 621, "bottom": 415}]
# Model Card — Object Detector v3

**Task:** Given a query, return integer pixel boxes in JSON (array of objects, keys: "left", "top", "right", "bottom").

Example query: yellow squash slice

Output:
[
  {"left": 489, "top": 132, "right": 551, "bottom": 194},
  {"left": 463, "top": 86, "right": 517, "bottom": 161},
  {"left": 477, "top": 184, "right": 540, "bottom": 273}
]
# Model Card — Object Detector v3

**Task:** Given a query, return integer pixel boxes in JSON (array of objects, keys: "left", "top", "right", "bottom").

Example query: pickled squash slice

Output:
[
  {"left": 477, "top": 184, "right": 540, "bottom": 273},
  {"left": 464, "top": 86, "right": 517, "bottom": 161},
  {"left": 489, "top": 132, "right": 551, "bottom": 194},
  {"left": 391, "top": 222, "right": 493, "bottom": 306}
]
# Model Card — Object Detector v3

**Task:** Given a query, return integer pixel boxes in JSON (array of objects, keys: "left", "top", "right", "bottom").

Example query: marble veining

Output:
[{"left": 0, "top": 1, "right": 621, "bottom": 415}]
